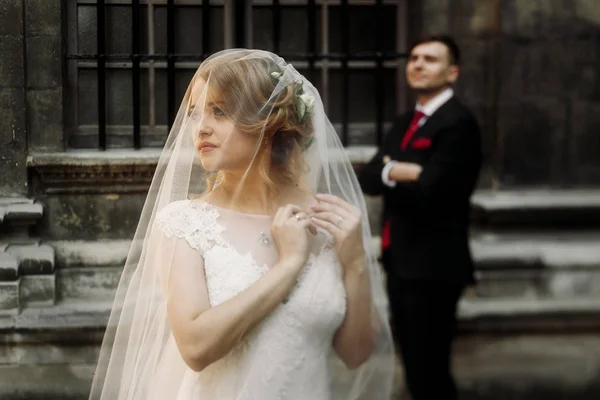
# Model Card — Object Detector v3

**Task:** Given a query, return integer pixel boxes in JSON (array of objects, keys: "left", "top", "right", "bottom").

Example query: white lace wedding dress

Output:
[{"left": 154, "top": 199, "right": 348, "bottom": 400}]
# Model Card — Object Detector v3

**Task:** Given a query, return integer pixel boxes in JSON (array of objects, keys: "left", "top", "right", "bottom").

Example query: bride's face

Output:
[{"left": 192, "top": 79, "right": 261, "bottom": 173}]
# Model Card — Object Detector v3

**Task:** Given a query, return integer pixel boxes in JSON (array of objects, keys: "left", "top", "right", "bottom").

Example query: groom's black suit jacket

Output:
[{"left": 359, "top": 96, "right": 482, "bottom": 285}]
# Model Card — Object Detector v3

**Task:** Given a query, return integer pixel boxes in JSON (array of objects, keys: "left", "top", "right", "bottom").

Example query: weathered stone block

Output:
[
  {"left": 0, "top": 279, "right": 20, "bottom": 312},
  {"left": 6, "top": 244, "right": 54, "bottom": 275},
  {"left": 0, "top": 252, "right": 18, "bottom": 281},
  {"left": 0, "top": 331, "right": 101, "bottom": 365},
  {"left": 462, "top": 0, "right": 498, "bottom": 36},
  {"left": 569, "top": 100, "right": 600, "bottom": 184},
  {"left": 364, "top": 195, "right": 383, "bottom": 235},
  {"left": 540, "top": 3, "right": 578, "bottom": 39},
  {"left": 575, "top": 0, "right": 600, "bottom": 26},
  {"left": 497, "top": 97, "right": 566, "bottom": 186},
  {"left": 0, "top": 89, "right": 27, "bottom": 197},
  {"left": 0, "top": 0, "right": 23, "bottom": 36},
  {"left": 421, "top": 0, "right": 450, "bottom": 33},
  {"left": 525, "top": 41, "right": 572, "bottom": 97},
  {"left": 26, "top": 88, "right": 63, "bottom": 151},
  {"left": 26, "top": 34, "right": 61, "bottom": 89},
  {"left": 500, "top": 0, "right": 537, "bottom": 37},
  {"left": 0, "top": 35, "right": 24, "bottom": 87},
  {"left": 50, "top": 239, "right": 130, "bottom": 269},
  {"left": 25, "top": 0, "right": 60, "bottom": 36},
  {"left": 0, "top": 199, "right": 43, "bottom": 225},
  {"left": 57, "top": 267, "right": 121, "bottom": 302},
  {"left": 42, "top": 193, "right": 146, "bottom": 240},
  {"left": 20, "top": 274, "right": 55, "bottom": 307},
  {"left": 473, "top": 275, "right": 539, "bottom": 299}
]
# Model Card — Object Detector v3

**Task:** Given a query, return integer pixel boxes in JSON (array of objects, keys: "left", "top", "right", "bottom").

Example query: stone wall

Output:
[
  {"left": 419, "top": 0, "right": 600, "bottom": 188},
  {"left": 0, "top": 0, "right": 27, "bottom": 197},
  {"left": 2, "top": 1, "right": 600, "bottom": 399},
  {"left": 0, "top": 0, "right": 63, "bottom": 197}
]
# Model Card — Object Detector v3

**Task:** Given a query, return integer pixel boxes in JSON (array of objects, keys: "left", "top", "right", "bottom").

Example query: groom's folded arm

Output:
[
  {"left": 390, "top": 119, "right": 481, "bottom": 207},
  {"left": 358, "top": 122, "right": 404, "bottom": 196}
]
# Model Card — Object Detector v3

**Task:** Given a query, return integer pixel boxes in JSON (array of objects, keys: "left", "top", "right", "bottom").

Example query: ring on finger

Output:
[
  {"left": 336, "top": 216, "right": 344, "bottom": 227},
  {"left": 294, "top": 212, "right": 308, "bottom": 221}
]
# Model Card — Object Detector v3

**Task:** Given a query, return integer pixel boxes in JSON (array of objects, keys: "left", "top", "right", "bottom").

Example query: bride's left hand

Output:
[{"left": 309, "top": 193, "right": 366, "bottom": 271}]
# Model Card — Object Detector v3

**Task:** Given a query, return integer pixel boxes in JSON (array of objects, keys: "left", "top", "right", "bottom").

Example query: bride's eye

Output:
[
  {"left": 187, "top": 105, "right": 196, "bottom": 117},
  {"left": 213, "top": 106, "right": 225, "bottom": 117}
]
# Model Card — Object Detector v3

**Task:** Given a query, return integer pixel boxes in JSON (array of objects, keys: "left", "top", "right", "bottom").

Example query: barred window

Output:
[{"left": 66, "top": 0, "right": 409, "bottom": 150}]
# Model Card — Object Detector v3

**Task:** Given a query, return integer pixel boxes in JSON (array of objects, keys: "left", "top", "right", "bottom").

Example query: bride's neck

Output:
[{"left": 214, "top": 171, "right": 277, "bottom": 214}]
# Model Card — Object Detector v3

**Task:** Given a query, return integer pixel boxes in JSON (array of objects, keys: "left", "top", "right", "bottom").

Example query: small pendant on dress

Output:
[{"left": 258, "top": 232, "right": 271, "bottom": 246}]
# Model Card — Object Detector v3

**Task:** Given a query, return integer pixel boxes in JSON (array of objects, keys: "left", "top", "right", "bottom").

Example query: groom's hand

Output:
[{"left": 389, "top": 161, "right": 422, "bottom": 182}]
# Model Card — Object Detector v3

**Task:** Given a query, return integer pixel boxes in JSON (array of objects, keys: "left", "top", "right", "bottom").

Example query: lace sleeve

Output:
[{"left": 154, "top": 200, "right": 202, "bottom": 250}]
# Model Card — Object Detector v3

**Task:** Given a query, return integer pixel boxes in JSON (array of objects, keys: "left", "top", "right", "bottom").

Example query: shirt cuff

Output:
[{"left": 381, "top": 161, "right": 397, "bottom": 188}]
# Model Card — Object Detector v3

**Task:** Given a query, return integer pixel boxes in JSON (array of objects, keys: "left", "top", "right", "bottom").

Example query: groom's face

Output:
[{"left": 406, "top": 41, "right": 459, "bottom": 94}]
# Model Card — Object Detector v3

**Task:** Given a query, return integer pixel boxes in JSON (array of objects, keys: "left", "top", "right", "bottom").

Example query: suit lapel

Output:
[
  {"left": 414, "top": 97, "right": 459, "bottom": 140},
  {"left": 390, "top": 113, "right": 413, "bottom": 149}
]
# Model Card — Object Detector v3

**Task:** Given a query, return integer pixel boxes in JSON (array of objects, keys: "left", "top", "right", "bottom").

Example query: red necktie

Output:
[
  {"left": 400, "top": 110, "right": 426, "bottom": 150},
  {"left": 381, "top": 110, "right": 427, "bottom": 253}
]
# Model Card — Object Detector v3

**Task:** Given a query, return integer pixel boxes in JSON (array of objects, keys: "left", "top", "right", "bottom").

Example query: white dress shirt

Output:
[{"left": 381, "top": 88, "right": 454, "bottom": 187}]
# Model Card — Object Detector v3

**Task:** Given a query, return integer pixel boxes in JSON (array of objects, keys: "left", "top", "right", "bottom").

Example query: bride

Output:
[{"left": 89, "top": 49, "right": 395, "bottom": 399}]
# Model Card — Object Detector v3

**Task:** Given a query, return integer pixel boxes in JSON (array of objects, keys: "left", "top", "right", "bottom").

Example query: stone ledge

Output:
[
  {"left": 2, "top": 296, "right": 600, "bottom": 334},
  {"left": 27, "top": 147, "right": 379, "bottom": 194},
  {"left": 49, "top": 240, "right": 131, "bottom": 269},
  {"left": 471, "top": 189, "right": 600, "bottom": 226},
  {"left": 458, "top": 297, "right": 600, "bottom": 332},
  {"left": 51, "top": 232, "right": 600, "bottom": 271},
  {"left": 0, "top": 364, "right": 95, "bottom": 400}
]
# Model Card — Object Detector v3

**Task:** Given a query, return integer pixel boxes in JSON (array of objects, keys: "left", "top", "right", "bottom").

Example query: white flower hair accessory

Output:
[{"left": 270, "top": 68, "right": 314, "bottom": 122}]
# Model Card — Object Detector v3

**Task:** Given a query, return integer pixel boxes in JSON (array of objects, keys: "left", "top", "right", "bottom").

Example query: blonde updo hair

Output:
[{"left": 197, "top": 53, "right": 315, "bottom": 195}]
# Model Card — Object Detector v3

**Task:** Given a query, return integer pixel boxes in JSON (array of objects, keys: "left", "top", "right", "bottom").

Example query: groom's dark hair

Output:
[{"left": 408, "top": 34, "right": 461, "bottom": 66}]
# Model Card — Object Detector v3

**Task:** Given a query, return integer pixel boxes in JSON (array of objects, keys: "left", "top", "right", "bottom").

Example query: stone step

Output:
[
  {"left": 0, "top": 275, "right": 57, "bottom": 313},
  {"left": 0, "top": 299, "right": 110, "bottom": 331},
  {"left": 471, "top": 189, "right": 600, "bottom": 227},
  {"left": 1, "top": 295, "right": 600, "bottom": 335},
  {"left": 470, "top": 232, "right": 600, "bottom": 300},
  {"left": 0, "top": 334, "right": 599, "bottom": 400},
  {"left": 56, "top": 266, "right": 121, "bottom": 302},
  {"left": 20, "top": 274, "right": 56, "bottom": 308}
]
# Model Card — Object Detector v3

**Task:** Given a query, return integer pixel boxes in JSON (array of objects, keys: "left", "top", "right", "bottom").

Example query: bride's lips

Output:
[{"left": 198, "top": 141, "right": 216, "bottom": 153}]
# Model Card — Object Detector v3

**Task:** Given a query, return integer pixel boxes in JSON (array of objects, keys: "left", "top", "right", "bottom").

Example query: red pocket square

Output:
[{"left": 412, "top": 138, "right": 432, "bottom": 149}]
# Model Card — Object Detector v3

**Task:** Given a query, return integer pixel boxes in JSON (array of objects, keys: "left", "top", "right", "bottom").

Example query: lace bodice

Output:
[{"left": 154, "top": 199, "right": 347, "bottom": 400}]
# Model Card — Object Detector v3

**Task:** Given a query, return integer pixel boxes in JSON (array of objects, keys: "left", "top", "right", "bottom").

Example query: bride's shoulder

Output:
[
  {"left": 155, "top": 199, "right": 193, "bottom": 220},
  {"left": 154, "top": 199, "right": 211, "bottom": 229},
  {"left": 153, "top": 199, "right": 222, "bottom": 242}
]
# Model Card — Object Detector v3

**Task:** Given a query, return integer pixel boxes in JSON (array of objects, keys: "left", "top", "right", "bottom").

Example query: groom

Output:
[{"left": 359, "top": 35, "right": 482, "bottom": 400}]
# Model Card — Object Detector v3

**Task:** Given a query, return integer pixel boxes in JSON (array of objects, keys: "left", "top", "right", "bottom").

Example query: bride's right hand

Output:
[{"left": 271, "top": 204, "right": 312, "bottom": 270}]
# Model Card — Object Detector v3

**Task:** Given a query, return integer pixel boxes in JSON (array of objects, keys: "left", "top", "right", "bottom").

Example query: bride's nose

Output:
[{"left": 198, "top": 119, "right": 213, "bottom": 137}]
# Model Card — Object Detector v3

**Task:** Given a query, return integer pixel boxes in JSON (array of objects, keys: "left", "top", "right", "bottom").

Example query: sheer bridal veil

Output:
[{"left": 89, "top": 49, "right": 395, "bottom": 400}]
